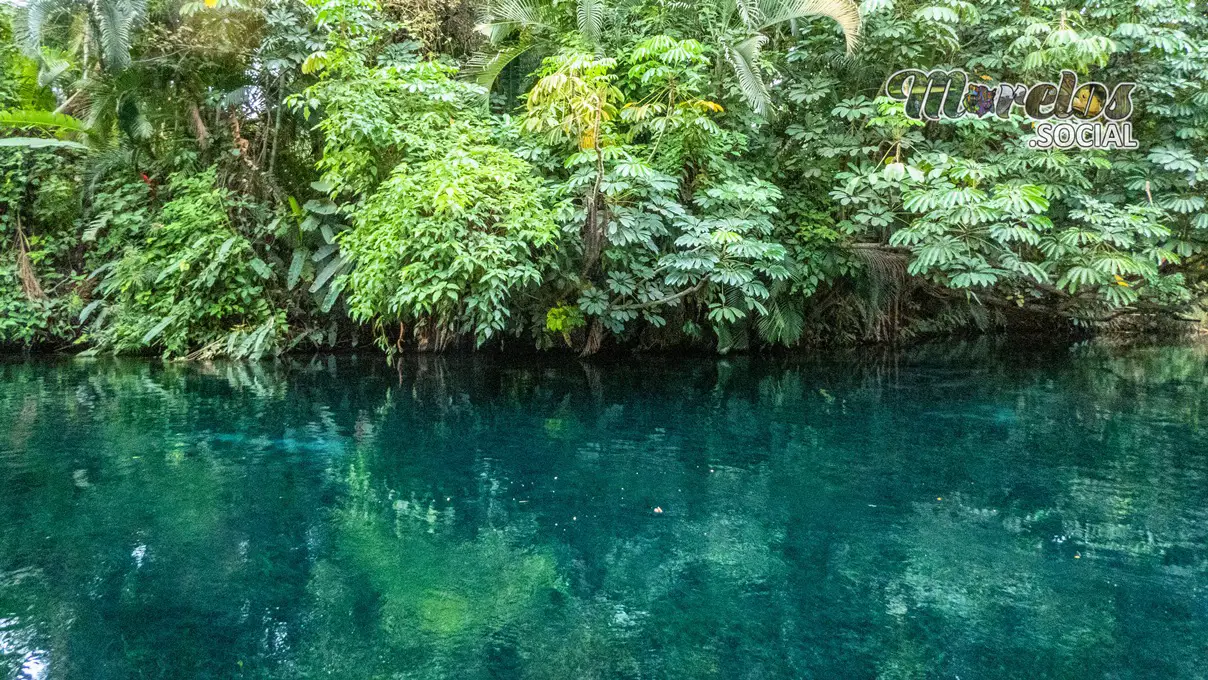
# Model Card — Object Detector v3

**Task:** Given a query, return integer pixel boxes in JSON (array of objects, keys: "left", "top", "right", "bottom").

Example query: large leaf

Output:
[
  {"left": 140, "top": 315, "right": 176, "bottom": 345},
  {"left": 0, "top": 109, "right": 89, "bottom": 133},
  {"left": 79, "top": 300, "right": 103, "bottom": 323},
  {"left": 310, "top": 255, "right": 347, "bottom": 293},
  {"left": 0, "top": 109, "right": 93, "bottom": 151},
  {"left": 287, "top": 250, "right": 306, "bottom": 290}
]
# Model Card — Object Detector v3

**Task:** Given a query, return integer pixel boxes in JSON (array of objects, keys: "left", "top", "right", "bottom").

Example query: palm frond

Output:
[
  {"left": 851, "top": 244, "right": 907, "bottom": 339},
  {"left": 80, "top": 67, "right": 144, "bottom": 145},
  {"left": 23, "top": 0, "right": 147, "bottom": 73},
  {"left": 463, "top": 41, "right": 535, "bottom": 90},
  {"left": 218, "top": 86, "right": 251, "bottom": 109},
  {"left": 756, "top": 288, "right": 805, "bottom": 345},
  {"left": 576, "top": 0, "right": 604, "bottom": 45},
  {"left": 20, "top": 0, "right": 73, "bottom": 58},
  {"left": 93, "top": 0, "right": 137, "bottom": 71},
  {"left": 475, "top": 20, "right": 516, "bottom": 44},
  {"left": 734, "top": 0, "right": 761, "bottom": 29},
  {"left": 476, "top": 0, "right": 555, "bottom": 42},
  {"left": 756, "top": 0, "right": 861, "bottom": 53},
  {"left": 36, "top": 52, "right": 74, "bottom": 87},
  {"left": 83, "top": 88, "right": 113, "bottom": 138},
  {"left": 726, "top": 35, "right": 770, "bottom": 115},
  {"left": 124, "top": 105, "right": 152, "bottom": 140}
]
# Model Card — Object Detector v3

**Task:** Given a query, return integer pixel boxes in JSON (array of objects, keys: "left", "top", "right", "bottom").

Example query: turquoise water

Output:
[{"left": 2, "top": 343, "right": 1207, "bottom": 679}]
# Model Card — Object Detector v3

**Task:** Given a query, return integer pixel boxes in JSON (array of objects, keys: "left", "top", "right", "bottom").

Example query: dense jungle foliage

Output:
[{"left": 0, "top": 0, "right": 1205, "bottom": 356}]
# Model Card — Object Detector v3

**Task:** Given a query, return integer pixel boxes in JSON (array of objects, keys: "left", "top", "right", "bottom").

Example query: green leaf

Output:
[
  {"left": 756, "top": 0, "right": 862, "bottom": 53},
  {"left": 303, "top": 199, "right": 339, "bottom": 215},
  {"left": 320, "top": 279, "right": 345, "bottom": 312},
  {"left": 288, "top": 250, "right": 306, "bottom": 290},
  {"left": 0, "top": 109, "right": 89, "bottom": 133},
  {"left": 141, "top": 316, "right": 176, "bottom": 345},
  {"left": 576, "top": 0, "right": 604, "bottom": 44},
  {"left": 464, "top": 43, "right": 535, "bottom": 92},
  {"left": 79, "top": 300, "right": 103, "bottom": 323},
  {"left": 216, "top": 236, "right": 238, "bottom": 261},
  {"left": 250, "top": 258, "right": 273, "bottom": 279},
  {"left": 310, "top": 255, "right": 346, "bottom": 293}
]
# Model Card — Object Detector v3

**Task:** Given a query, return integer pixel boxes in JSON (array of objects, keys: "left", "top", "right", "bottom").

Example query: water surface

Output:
[{"left": 2, "top": 343, "right": 1207, "bottom": 678}]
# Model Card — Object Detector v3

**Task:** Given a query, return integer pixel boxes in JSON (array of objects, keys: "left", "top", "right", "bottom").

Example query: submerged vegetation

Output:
[{"left": 1, "top": 0, "right": 1206, "bottom": 356}]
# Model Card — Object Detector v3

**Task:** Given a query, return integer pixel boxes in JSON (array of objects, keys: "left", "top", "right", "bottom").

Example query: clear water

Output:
[{"left": 2, "top": 343, "right": 1207, "bottom": 679}]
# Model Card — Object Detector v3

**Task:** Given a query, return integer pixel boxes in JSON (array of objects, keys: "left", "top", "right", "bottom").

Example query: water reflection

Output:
[{"left": 1, "top": 342, "right": 1207, "bottom": 678}]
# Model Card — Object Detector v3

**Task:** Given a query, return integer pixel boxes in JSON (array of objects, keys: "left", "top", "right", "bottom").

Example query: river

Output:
[{"left": 2, "top": 343, "right": 1206, "bottom": 678}]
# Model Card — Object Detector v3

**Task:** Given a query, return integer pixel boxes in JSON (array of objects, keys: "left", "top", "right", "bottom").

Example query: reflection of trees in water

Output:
[
  {"left": 0, "top": 359, "right": 344, "bottom": 678},
  {"left": 1, "top": 344, "right": 1206, "bottom": 678},
  {"left": 302, "top": 458, "right": 565, "bottom": 677}
]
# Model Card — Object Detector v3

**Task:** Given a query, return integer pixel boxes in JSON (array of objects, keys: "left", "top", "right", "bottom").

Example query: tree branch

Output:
[{"left": 612, "top": 278, "right": 707, "bottom": 311}]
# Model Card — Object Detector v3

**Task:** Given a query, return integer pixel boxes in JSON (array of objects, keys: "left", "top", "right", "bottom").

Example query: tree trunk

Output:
[
  {"left": 189, "top": 104, "right": 209, "bottom": 149},
  {"left": 15, "top": 217, "right": 46, "bottom": 301}
]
